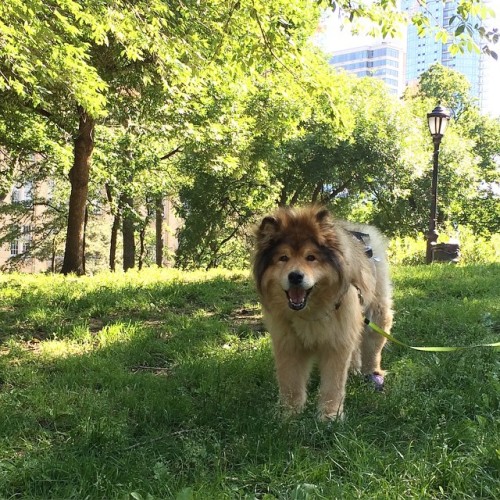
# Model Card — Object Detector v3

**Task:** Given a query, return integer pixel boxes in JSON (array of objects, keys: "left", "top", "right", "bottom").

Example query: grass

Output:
[{"left": 0, "top": 264, "right": 499, "bottom": 499}]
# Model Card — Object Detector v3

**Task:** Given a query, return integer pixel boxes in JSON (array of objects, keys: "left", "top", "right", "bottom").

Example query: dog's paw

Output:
[
  {"left": 319, "top": 409, "right": 345, "bottom": 423},
  {"left": 365, "top": 372, "right": 384, "bottom": 392},
  {"left": 278, "top": 401, "right": 305, "bottom": 420},
  {"left": 318, "top": 402, "right": 345, "bottom": 422}
]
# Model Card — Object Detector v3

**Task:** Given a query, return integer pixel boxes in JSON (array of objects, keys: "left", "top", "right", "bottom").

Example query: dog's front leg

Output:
[
  {"left": 272, "top": 334, "right": 312, "bottom": 416},
  {"left": 317, "top": 347, "right": 352, "bottom": 420}
]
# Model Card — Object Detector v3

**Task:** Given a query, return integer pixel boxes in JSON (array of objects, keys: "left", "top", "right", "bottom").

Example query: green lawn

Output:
[{"left": 0, "top": 265, "right": 499, "bottom": 499}]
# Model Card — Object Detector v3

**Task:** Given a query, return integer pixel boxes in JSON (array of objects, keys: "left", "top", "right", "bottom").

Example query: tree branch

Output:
[
  {"left": 33, "top": 201, "right": 67, "bottom": 214},
  {"left": 209, "top": 1, "right": 241, "bottom": 62},
  {"left": 252, "top": 2, "right": 299, "bottom": 82},
  {"left": 32, "top": 105, "right": 74, "bottom": 137},
  {"left": 325, "top": 176, "right": 353, "bottom": 201},
  {"left": 159, "top": 145, "right": 182, "bottom": 161}
]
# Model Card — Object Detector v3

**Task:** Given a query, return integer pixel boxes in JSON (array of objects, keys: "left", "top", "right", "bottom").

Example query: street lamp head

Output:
[{"left": 427, "top": 105, "right": 450, "bottom": 139}]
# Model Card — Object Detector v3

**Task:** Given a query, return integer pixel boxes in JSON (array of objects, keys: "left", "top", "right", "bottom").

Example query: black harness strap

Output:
[
  {"left": 335, "top": 230, "right": 373, "bottom": 310},
  {"left": 348, "top": 230, "right": 373, "bottom": 258}
]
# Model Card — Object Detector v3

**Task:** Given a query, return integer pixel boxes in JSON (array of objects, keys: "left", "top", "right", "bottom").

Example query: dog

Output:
[{"left": 252, "top": 205, "right": 393, "bottom": 420}]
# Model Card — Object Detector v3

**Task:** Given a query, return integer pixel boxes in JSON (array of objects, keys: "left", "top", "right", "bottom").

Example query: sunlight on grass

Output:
[
  {"left": 96, "top": 323, "right": 138, "bottom": 347},
  {"left": 41, "top": 339, "right": 92, "bottom": 358},
  {"left": 0, "top": 264, "right": 498, "bottom": 498}
]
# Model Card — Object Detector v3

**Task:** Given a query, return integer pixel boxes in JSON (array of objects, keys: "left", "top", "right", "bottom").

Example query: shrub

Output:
[{"left": 388, "top": 225, "right": 500, "bottom": 265}]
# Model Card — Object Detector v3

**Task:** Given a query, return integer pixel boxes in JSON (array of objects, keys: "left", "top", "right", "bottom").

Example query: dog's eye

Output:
[
  {"left": 306, "top": 254, "right": 316, "bottom": 262},
  {"left": 278, "top": 255, "right": 289, "bottom": 262}
]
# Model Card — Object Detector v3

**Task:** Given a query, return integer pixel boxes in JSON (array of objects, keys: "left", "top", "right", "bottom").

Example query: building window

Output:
[
  {"left": 11, "top": 183, "right": 33, "bottom": 204},
  {"left": 22, "top": 225, "right": 33, "bottom": 252},
  {"left": 24, "top": 182, "right": 33, "bottom": 202},
  {"left": 9, "top": 226, "right": 33, "bottom": 256},
  {"left": 10, "top": 240, "right": 19, "bottom": 256}
]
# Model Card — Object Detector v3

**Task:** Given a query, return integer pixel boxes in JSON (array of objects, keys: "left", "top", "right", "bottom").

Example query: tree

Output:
[
  {"left": 2, "top": 0, "right": 497, "bottom": 273},
  {"left": 1, "top": 0, "right": 329, "bottom": 274},
  {"left": 275, "top": 76, "right": 416, "bottom": 213},
  {"left": 412, "top": 63, "right": 476, "bottom": 120},
  {"left": 174, "top": 75, "right": 277, "bottom": 269},
  {"left": 247, "top": 60, "right": 354, "bottom": 207},
  {"left": 397, "top": 64, "right": 499, "bottom": 238},
  {"left": 173, "top": 42, "right": 355, "bottom": 268},
  {"left": 174, "top": 52, "right": 422, "bottom": 266},
  {"left": 455, "top": 114, "right": 500, "bottom": 235},
  {"left": 0, "top": 93, "right": 72, "bottom": 271}
]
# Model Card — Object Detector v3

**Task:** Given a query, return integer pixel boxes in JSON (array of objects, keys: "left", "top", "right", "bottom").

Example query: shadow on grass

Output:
[{"left": 0, "top": 265, "right": 499, "bottom": 498}]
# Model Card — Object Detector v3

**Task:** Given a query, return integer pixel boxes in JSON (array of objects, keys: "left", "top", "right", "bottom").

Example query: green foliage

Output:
[
  {"left": 173, "top": 44, "right": 351, "bottom": 269},
  {"left": 175, "top": 56, "right": 499, "bottom": 265},
  {"left": 0, "top": 0, "right": 107, "bottom": 116},
  {"left": 174, "top": 61, "right": 422, "bottom": 264},
  {"left": 0, "top": 266, "right": 499, "bottom": 497},
  {"left": 0, "top": 94, "right": 73, "bottom": 192},
  {"left": 1, "top": 0, "right": 323, "bottom": 119},
  {"left": 1, "top": 1, "right": 499, "bottom": 272},
  {"left": 383, "top": 64, "right": 500, "bottom": 240},
  {"left": 0, "top": 0, "right": 325, "bottom": 271},
  {"left": 416, "top": 63, "right": 475, "bottom": 119},
  {"left": 175, "top": 169, "right": 272, "bottom": 270},
  {"left": 457, "top": 113, "right": 500, "bottom": 236},
  {"left": 323, "top": 78, "right": 421, "bottom": 223}
]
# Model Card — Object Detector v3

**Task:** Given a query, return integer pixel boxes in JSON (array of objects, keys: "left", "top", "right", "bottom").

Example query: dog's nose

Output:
[{"left": 288, "top": 271, "right": 304, "bottom": 285}]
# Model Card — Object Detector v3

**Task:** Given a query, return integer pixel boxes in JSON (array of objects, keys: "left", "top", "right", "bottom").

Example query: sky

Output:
[{"left": 313, "top": 1, "right": 500, "bottom": 116}]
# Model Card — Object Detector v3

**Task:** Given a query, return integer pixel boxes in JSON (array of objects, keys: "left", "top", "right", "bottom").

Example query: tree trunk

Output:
[
  {"left": 109, "top": 213, "right": 120, "bottom": 272},
  {"left": 138, "top": 203, "right": 154, "bottom": 270},
  {"left": 155, "top": 195, "right": 164, "bottom": 267},
  {"left": 106, "top": 184, "right": 120, "bottom": 272},
  {"left": 122, "top": 194, "right": 135, "bottom": 271},
  {"left": 82, "top": 206, "right": 88, "bottom": 274},
  {"left": 138, "top": 222, "right": 146, "bottom": 271},
  {"left": 51, "top": 238, "right": 56, "bottom": 273},
  {"left": 311, "top": 182, "right": 322, "bottom": 204},
  {"left": 61, "top": 106, "right": 94, "bottom": 275}
]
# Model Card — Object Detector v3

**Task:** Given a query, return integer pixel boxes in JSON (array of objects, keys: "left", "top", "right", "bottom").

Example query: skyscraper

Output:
[
  {"left": 402, "top": 0, "right": 482, "bottom": 101},
  {"left": 329, "top": 42, "right": 406, "bottom": 95}
]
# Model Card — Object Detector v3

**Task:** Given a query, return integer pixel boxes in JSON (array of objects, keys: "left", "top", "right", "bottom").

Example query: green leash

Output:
[{"left": 364, "top": 318, "right": 500, "bottom": 352}]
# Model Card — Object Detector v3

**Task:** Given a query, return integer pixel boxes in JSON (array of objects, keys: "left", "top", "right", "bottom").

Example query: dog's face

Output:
[
  {"left": 253, "top": 206, "right": 348, "bottom": 312},
  {"left": 267, "top": 240, "right": 330, "bottom": 310}
]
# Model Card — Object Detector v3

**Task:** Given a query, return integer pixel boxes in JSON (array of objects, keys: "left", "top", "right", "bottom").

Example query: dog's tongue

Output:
[{"left": 288, "top": 287, "right": 306, "bottom": 305}]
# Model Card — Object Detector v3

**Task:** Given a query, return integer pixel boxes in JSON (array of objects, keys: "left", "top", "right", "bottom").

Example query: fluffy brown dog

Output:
[{"left": 253, "top": 206, "right": 393, "bottom": 420}]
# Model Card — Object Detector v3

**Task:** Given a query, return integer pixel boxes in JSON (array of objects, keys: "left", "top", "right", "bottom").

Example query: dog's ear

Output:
[
  {"left": 253, "top": 215, "right": 281, "bottom": 293},
  {"left": 257, "top": 216, "right": 280, "bottom": 240},
  {"left": 315, "top": 208, "right": 330, "bottom": 223}
]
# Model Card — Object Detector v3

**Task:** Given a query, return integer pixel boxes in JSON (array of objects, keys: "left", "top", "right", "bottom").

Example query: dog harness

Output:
[
  {"left": 342, "top": 230, "right": 386, "bottom": 391},
  {"left": 348, "top": 230, "right": 374, "bottom": 259}
]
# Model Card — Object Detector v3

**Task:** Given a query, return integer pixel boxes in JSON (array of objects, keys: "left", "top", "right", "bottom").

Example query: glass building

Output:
[
  {"left": 329, "top": 43, "right": 405, "bottom": 95},
  {"left": 402, "top": 0, "right": 483, "bottom": 102}
]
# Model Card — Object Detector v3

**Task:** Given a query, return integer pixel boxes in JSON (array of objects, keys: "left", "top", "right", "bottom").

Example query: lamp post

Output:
[{"left": 426, "top": 105, "right": 450, "bottom": 264}]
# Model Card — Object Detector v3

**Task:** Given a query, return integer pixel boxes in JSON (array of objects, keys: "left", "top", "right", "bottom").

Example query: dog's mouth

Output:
[{"left": 286, "top": 287, "right": 312, "bottom": 311}]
